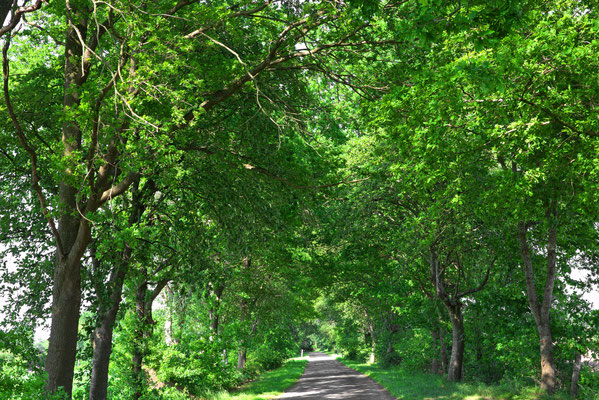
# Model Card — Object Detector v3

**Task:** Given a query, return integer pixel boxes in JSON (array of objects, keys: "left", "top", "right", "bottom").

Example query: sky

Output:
[{"left": 569, "top": 267, "right": 599, "bottom": 309}]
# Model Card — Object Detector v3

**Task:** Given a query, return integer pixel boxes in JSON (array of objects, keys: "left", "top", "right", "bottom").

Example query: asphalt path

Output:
[{"left": 277, "top": 352, "right": 397, "bottom": 399}]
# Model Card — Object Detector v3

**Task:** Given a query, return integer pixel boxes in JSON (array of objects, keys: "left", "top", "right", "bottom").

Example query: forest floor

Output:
[{"left": 276, "top": 352, "right": 397, "bottom": 399}]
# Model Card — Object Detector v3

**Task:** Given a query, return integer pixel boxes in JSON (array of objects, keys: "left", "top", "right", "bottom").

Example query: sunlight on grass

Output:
[
  {"left": 337, "top": 358, "right": 571, "bottom": 400},
  {"left": 201, "top": 359, "right": 307, "bottom": 400}
]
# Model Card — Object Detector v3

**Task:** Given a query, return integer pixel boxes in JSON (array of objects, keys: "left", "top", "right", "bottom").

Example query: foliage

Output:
[{"left": 0, "top": 0, "right": 598, "bottom": 398}]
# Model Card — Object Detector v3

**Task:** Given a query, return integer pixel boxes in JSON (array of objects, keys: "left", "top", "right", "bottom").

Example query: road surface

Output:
[{"left": 277, "top": 352, "right": 396, "bottom": 399}]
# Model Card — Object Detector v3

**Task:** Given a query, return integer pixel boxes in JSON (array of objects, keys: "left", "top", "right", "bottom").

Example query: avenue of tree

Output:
[{"left": 0, "top": 1, "right": 597, "bottom": 399}]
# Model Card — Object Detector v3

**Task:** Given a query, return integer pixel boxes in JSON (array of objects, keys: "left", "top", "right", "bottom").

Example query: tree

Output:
[
  {"left": 443, "top": 3, "right": 599, "bottom": 390},
  {"left": 1, "top": 1, "right": 390, "bottom": 395},
  {"left": 333, "top": 0, "right": 599, "bottom": 390}
]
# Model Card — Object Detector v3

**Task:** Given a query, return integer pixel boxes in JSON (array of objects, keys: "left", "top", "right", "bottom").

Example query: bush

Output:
[
  {"left": 251, "top": 345, "right": 286, "bottom": 370},
  {"left": 156, "top": 342, "right": 243, "bottom": 395},
  {"left": 0, "top": 350, "right": 68, "bottom": 400}
]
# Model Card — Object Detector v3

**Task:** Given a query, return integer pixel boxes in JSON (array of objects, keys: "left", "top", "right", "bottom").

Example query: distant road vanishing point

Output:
[{"left": 277, "top": 352, "right": 397, "bottom": 400}]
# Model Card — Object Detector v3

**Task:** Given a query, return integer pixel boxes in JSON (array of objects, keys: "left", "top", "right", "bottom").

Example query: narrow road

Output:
[{"left": 277, "top": 352, "right": 396, "bottom": 399}]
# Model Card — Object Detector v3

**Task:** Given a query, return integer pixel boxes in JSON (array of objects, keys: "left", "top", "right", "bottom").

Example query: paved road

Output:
[{"left": 277, "top": 352, "right": 396, "bottom": 399}]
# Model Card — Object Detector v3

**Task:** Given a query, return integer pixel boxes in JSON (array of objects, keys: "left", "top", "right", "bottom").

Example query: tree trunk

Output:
[
  {"left": 165, "top": 316, "right": 174, "bottom": 346},
  {"left": 570, "top": 352, "right": 582, "bottom": 397},
  {"left": 439, "top": 326, "right": 448, "bottom": 374},
  {"left": 385, "top": 339, "right": 394, "bottom": 364},
  {"left": 518, "top": 217, "right": 558, "bottom": 393},
  {"left": 132, "top": 277, "right": 169, "bottom": 400},
  {"left": 445, "top": 304, "right": 465, "bottom": 382},
  {"left": 237, "top": 348, "right": 247, "bottom": 370},
  {"left": 89, "top": 177, "right": 149, "bottom": 400},
  {"left": 428, "top": 247, "right": 477, "bottom": 383},
  {"left": 538, "top": 323, "right": 556, "bottom": 393},
  {"left": 237, "top": 297, "right": 247, "bottom": 370},
  {"left": 132, "top": 281, "right": 148, "bottom": 400},
  {"left": 368, "top": 323, "right": 376, "bottom": 364},
  {"left": 89, "top": 266, "right": 126, "bottom": 400},
  {"left": 435, "top": 308, "right": 448, "bottom": 374},
  {"left": 208, "top": 284, "right": 224, "bottom": 342},
  {"left": 209, "top": 308, "right": 218, "bottom": 342},
  {"left": 431, "top": 327, "right": 441, "bottom": 374},
  {"left": 45, "top": 8, "right": 88, "bottom": 396},
  {"left": 44, "top": 255, "right": 83, "bottom": 397}
]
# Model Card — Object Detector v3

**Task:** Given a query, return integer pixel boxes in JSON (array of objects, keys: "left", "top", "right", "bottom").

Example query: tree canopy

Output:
[{"left": 0, "top": 1, "right": 598, "bottom": 399}]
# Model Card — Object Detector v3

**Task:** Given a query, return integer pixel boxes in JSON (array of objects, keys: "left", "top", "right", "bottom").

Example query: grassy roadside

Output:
[
  {"left": 335, "top": 356, "right": 572, "bottom": 400},
  {"left": 200, "top": 358, "right": 308, "bottom": 400}
]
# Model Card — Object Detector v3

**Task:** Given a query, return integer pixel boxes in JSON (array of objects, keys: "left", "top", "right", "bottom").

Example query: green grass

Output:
[
  {"left": 201, "top": 358, "right": 307, "bottom": 400},
  {"left": 336, "top": 357, "right": 572, "bottom": 400}
]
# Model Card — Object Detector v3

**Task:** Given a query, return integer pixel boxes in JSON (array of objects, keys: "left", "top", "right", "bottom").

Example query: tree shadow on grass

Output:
[{"left": 339, "top": 361, "right": 529, "bottom": 400}]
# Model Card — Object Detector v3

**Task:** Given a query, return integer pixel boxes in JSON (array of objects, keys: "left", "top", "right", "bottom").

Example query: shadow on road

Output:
[{"left": 278, "top": 352, "right": 396, "bottom": 399}]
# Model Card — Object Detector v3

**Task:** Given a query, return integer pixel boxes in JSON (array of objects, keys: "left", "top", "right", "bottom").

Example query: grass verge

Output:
[
  {"left": 336, "top": 357, "right": 572, "bottom": 400},
  {"left": 201, "top": 358, "right": 307, "bottom": 400}
]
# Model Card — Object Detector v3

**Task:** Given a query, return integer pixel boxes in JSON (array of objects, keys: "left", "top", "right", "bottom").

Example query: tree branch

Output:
[
  {"left": 0, "top": 0, "right": 45, "bottom": 39},
  {"left": 98, "top": 172, "right": 140, "bottom": 205},
  {"left": 87, "top": 43, "right": 131, "bottom": 191},
  {"left": 541, "top": 205, "right": 557, "bottom": 320},
  {"left": 149, "top": 278, "right": 170, "bottom": 303},
  {"left": 518, "top": 221, "right": 541, "bottom": 325},
  {"left": 520, "top": 98, "right": 596, "bottom": 138},
  {"left": 2, "top": 37, "right": 64, "bottom": 255},
  {"left": 457, "top": 255, "right": 495, "bottom": 298},
  {"left": 415, "top": 274, "right": 435, "bottom": 300}
]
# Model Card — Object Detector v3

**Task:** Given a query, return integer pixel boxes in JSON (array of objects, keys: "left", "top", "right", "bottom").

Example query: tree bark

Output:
[
  {"left": 238, "top": 297, "right": 248, "bottom": 371},
  {"left": 88, "top": 264, "right": 126, "bottom": 400},
  {"left": 538, "top": 323, "right": 556, "bottom": 393},
  {"left": 439, "top": 326, "right": 448, "bottom": 373},
  {"left": 431, "top": 333, "right": 440, "bottom": 373},
  {"left": 385, "top": 340, "right": 394, "bottom": 360},
  {"left": 237, "top": 348, "right": 247, "bottom": 370},
  {"left": 132, "top": 278, "right": 169, "bottom": 400},
  {"left": 368, "top": 322, "right": 376, "bottom": 364},
  {"left": 89, "top": 253, "right": 126, "bottom": 400},
  {"left": 518, "top": 217, "right": 558, "bottom": 393},
  {"left": 445, "top": 304, "right": 465, "bottom": 382},
  {"left": 45, "top": 255, "right": 83, "bottom": 396},
  {"left": 570, "top": 352, "right": 582, "bottom": 397},
  {"left": 431, "top": 327, "right": 441, "bottom": 374},
  {"left": 208, "top": 283, "right": 224, "bottom": 342},
  {"left": 430, "top": 309, "right": 447, "bottom": 375}
]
